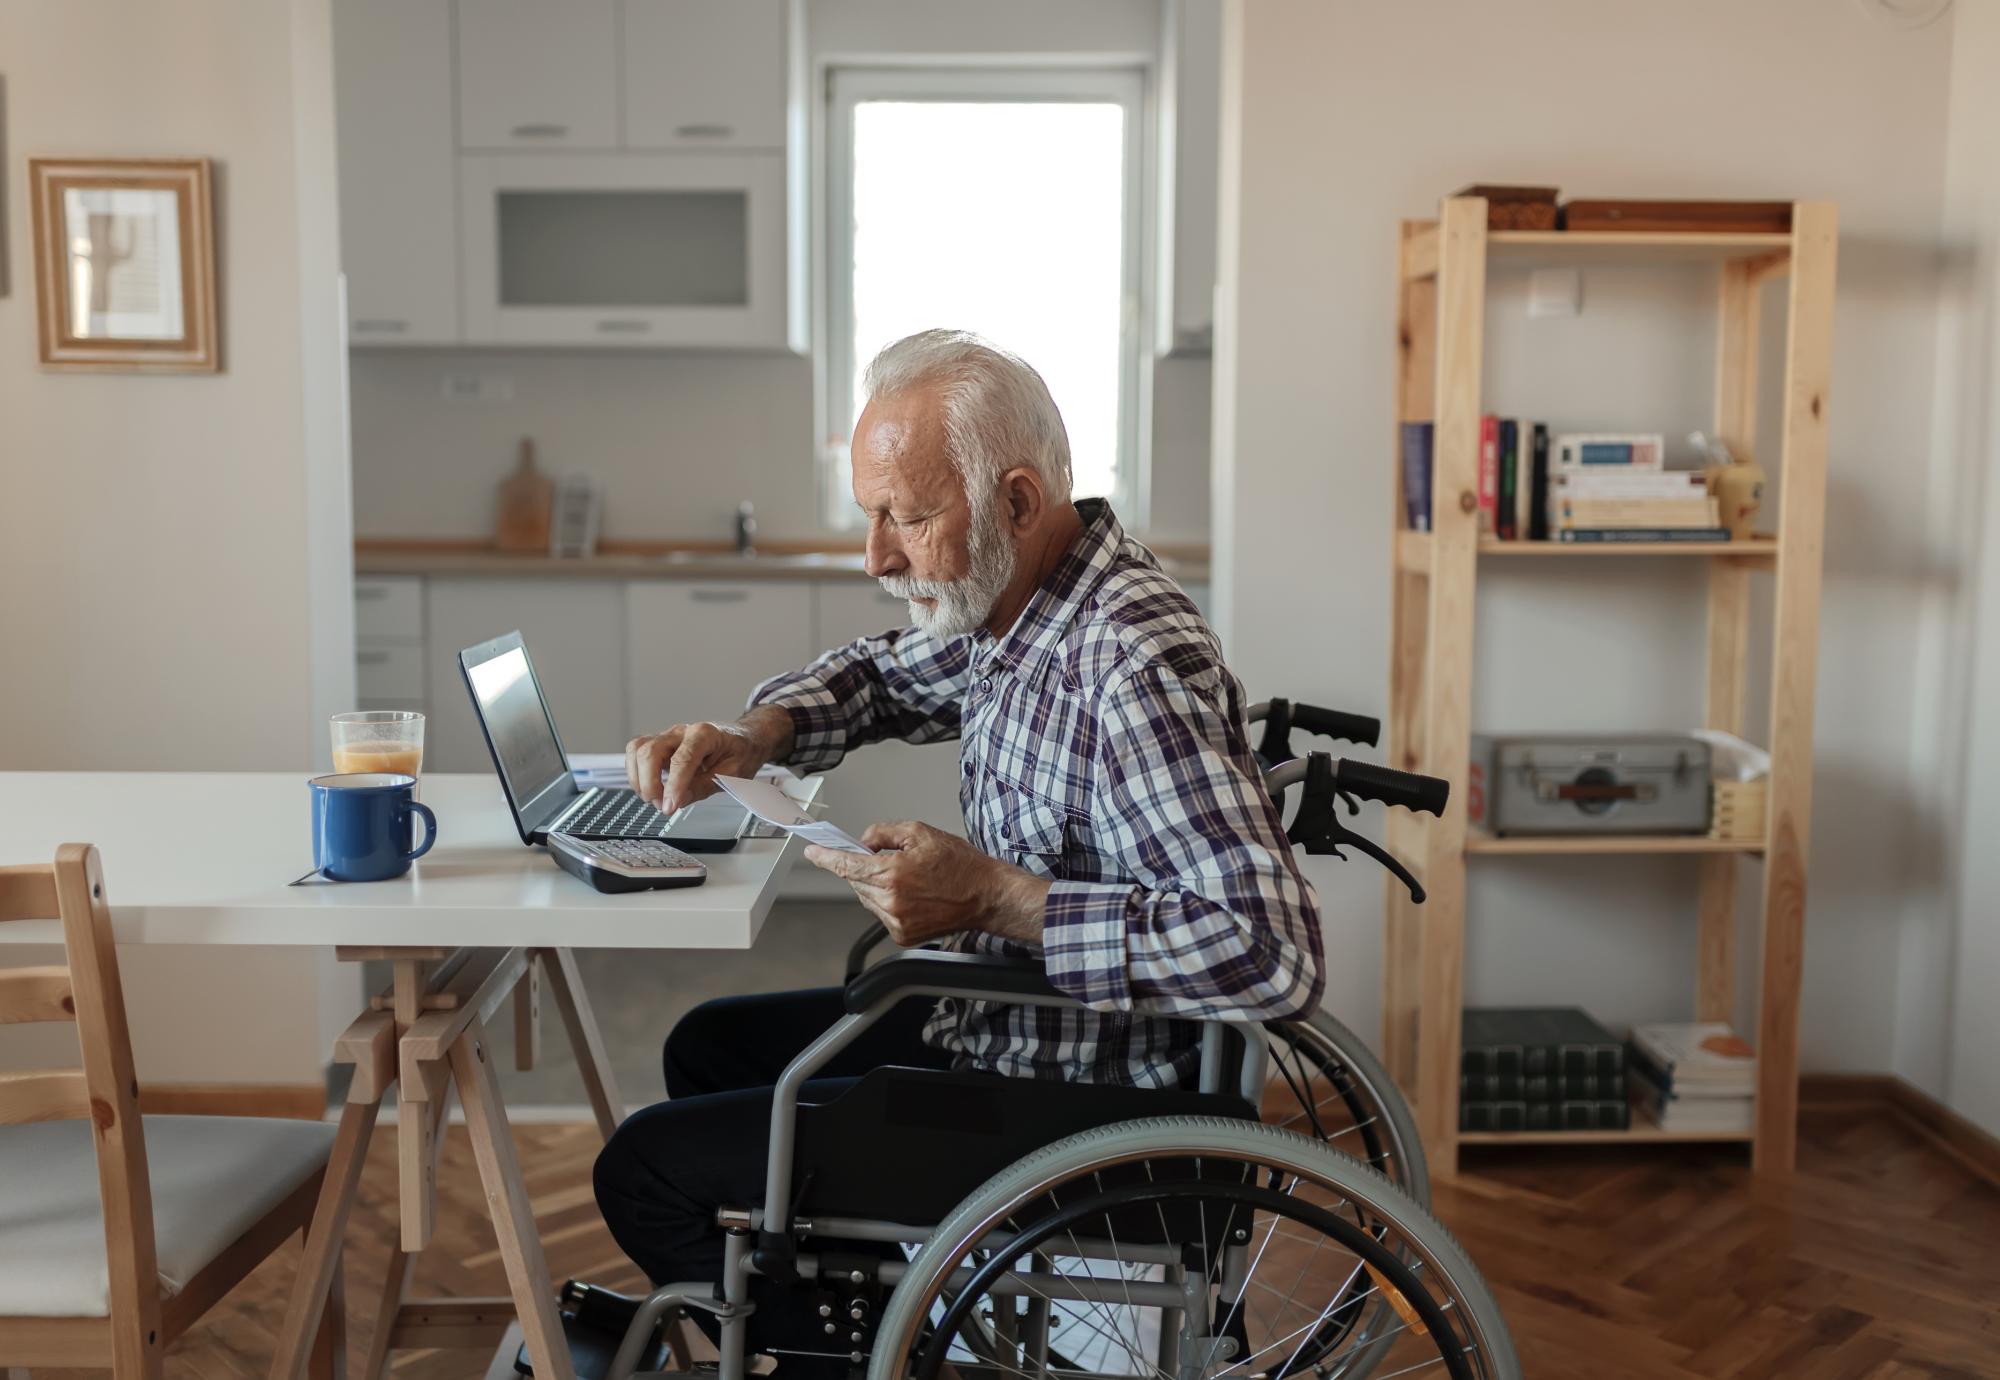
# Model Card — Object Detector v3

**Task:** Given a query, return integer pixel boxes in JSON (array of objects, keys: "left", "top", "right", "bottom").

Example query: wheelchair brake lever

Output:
[{"left": 1339, "top": 829, "right": 1427, "bottom": 905}]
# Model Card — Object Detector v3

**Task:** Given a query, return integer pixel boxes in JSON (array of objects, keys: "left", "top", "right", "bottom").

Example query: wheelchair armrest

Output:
[{"left": 842, "top": 950, "right": 1072, "bottom": 1013}]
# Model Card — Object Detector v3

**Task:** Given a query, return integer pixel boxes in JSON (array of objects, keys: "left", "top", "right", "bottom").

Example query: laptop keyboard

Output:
[{"left": 558, "top": 789, "right": 677, "bottom": 840}]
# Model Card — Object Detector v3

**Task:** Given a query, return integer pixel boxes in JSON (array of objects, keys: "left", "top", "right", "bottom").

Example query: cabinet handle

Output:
[
  {"left": 354, "top": 587, "right": 389, "bottom": 601},
  {"left": 689, "top": 588, "right": 750, "bottom": 604},
  {"left": 352, "top": 318, "right": 408, "bottom": 334},
  {"left": 356, "top": 650, "right": 393, "bottom": 666},
  {"left": 596, "top": 319, "right": 653, "bottom": 334},
  {"left": 674, "top": 123, "right": 735, "bottom": 139},
  {"left": 510, "top": 122, "right": 570, "bottom": 139}
]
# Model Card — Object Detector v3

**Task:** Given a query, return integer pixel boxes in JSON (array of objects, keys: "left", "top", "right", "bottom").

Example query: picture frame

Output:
[{"left": 29, "top": 157, "right": 219, "bottom": 372}]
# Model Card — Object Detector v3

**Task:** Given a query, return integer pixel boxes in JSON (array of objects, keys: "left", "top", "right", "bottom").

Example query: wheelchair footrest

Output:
[{"left": 514, "top": 1281, "right": 672, "bottom": 1379}]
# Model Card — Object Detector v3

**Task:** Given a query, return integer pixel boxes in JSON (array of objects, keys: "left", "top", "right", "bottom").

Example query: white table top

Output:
[{"left": 0, "top": 772, "right": 814, "bottom": 950}]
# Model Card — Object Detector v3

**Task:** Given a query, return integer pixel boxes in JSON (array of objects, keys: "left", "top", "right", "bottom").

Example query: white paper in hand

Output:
[{"left": 713, "top": 775, "right": 875, "bottom": 854}]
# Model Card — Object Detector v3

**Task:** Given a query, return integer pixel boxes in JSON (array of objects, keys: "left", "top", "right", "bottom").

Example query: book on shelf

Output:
[
  {"left": 1497, "top": 420, "right": 1519, "bottom": 540},
  {"left": 1556, "top": 502, "right": 1722, "bottom": 530},
  {"left": 1515, "top": 420, "right": 1538, "bottom": 540},
  {"left": 1460, "top": 1070, "right": 1619, "bottom": 1101},
  {"left": 1527, "top": 423, "right": 1551, "bottom": 540},
  {"left": 1551, "top": 469, "right": 1710, "bottom": 499},
  {"left": 1461, "top": 1007, "right": 1625, "bottom": 1080},
  {"left": 1629, "top": 1076, "right": 1753, "bottom": 1133},
  {"left": 1629, "top": 1022, "right": 1756, "bottom": 1097},
  {"left": 1556, "top": 527, "right": 1731, "bottom": 544},
  {"left": 1554, "top": 432, "right": 1665, "bottom": 470},
  {"left": 1477, "top": 415, "right": 1499, "bottom": 535},
  {"left": 1400, "top": 421, "right": 1434, "bottom": 531},
  {"left": 1459, "top": 1099, "right": 1631, "bottom": 1133}
]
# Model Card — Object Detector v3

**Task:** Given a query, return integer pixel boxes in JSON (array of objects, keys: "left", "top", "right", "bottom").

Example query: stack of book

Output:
[
  {"left": 1472, "top": 417, "right": 1550, "bottom": 541},
  {"left": 1459, "top": 1007, "right": 1631, "bottom": 1132},
  {"left": 1548, "top": 432, "right": 1727, "bottom": 543},
  {"left": 1627, "top": 1022, "right": 1756, "bottom": 1132}
]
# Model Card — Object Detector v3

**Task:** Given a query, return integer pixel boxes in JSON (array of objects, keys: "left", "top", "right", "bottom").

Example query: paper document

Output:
[
  {"left": 569, "top": 752, "right": 628, "bottom": 789},
  {"left": 714, "top": 774, "right": 874, "bottom": 854}
]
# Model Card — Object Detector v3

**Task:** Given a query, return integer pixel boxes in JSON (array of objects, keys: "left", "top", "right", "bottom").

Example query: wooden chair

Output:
[{"left": 0, "top": 844, "right": 342, "bottom": 1378}]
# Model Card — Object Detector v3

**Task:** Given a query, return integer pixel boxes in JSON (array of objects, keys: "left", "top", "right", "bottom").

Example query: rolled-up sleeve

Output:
[
  {"left": 1040, "top": 664, "right": 1324, "bottom": 1020},
  {"left": 748, "top": 625, "right": 972, "bottom": 774}
]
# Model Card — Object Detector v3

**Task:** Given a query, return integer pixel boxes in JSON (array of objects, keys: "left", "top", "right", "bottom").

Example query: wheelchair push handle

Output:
[
  {"left": 1248, "top": 696, "right": 1382, "bottom": 767},
  {"left": 1293, "top": 704, "right": 1383, "bottom": 748},
  {"left": 1335, "top": 757, "right": 1449, "bottom": 817}
]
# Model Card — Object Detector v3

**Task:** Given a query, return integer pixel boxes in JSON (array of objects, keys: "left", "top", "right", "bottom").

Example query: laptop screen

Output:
[{"left": 460, "top": 633, "right": 577, "bottom": 838}]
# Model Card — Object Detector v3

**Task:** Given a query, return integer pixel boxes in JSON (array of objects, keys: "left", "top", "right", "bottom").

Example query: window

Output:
[{"left": 822, "top": 67, "right": 1150, "bottom": 525}]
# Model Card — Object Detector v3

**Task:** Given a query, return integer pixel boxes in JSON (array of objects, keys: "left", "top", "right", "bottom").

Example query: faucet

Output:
[{"left": 734, "top": 500, "right": 757, "bottom": 557}]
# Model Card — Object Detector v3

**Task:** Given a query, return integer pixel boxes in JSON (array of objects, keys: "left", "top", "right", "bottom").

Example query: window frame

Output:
[{"left": 816, "top": 64, "right": 1155, "bottom": 530}]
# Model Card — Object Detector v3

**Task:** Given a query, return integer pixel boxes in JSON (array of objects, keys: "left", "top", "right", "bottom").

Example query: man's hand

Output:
[
  {"left": 626, "top": 705, "right": 795, "bottom": 813},
  {"left": 805, "top": 821, "right": 1050, "bottom": 947}
]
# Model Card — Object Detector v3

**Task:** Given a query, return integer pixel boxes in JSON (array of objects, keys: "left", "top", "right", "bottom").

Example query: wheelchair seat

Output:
[{"left": 792, "top": 1064, "right": 1257, "bottom": 1226}]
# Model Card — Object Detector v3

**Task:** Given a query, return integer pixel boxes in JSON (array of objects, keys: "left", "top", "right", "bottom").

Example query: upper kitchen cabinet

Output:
[
  {"left": 457, "top": 0, "right": 620, "bottom": 150},
  {"left": 460, "top": 153, "right": 787, "bottom": 348},
  {"left": 622, "top": 0, "right": 788, "bottom": 151},
  {"left": 333, "top": 0, "right": 460, "bottom": 344}
]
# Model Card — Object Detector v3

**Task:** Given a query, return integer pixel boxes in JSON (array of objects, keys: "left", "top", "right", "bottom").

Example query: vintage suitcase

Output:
[{"left": 1471, "top": 734, "right": 1711, "bottom": 836}]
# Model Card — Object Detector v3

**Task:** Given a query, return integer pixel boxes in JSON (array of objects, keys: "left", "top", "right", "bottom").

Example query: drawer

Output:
[
  {"left": 626, "top": 580, "right": 815, "bottom": 730},
  {"left": 354, "top": 577, "right": 423, "bottom": 641},
  {"left": 354, "top": 641, "right": 426, "bottom": 702}
]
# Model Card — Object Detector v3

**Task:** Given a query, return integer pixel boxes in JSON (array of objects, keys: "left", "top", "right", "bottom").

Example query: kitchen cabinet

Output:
[
  {"left": 424, "top": 579, "right": 630, "bottom": 773},
  {"left": 622, "top": 0, "right": 788, "bottom": 151},
  {"left": 355, "top": 577, "right": 427, "bottom": 712},
  {"left": 456, "top": 0, "right": 620, "bottom": 150},
  {"left": 332, "top": 0, "right": 460, "bottom": 344},
  {"left": 459, "top": 153, "right": 788, "bottom": 348},
  {"left": 624, "top": 580, "right": 816, "bottom": 734}
]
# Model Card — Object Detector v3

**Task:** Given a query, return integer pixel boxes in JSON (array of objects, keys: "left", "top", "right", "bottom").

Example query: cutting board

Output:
[{"left": 495, "top": 438, "right": 554, "bottom": 553}]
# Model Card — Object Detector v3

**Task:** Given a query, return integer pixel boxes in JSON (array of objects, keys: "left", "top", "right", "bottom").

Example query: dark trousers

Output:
[{"left": 592, "top": 988, "right": 950, "bottom": 1372}]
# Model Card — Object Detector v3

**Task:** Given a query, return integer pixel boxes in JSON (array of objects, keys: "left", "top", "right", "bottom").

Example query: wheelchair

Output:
[
  {"left": 840, "top": 698, "right": 1434, "bottom": 1212},
  {"left": 545, "top": 745, "right": 1518, "bottom": 1380}
]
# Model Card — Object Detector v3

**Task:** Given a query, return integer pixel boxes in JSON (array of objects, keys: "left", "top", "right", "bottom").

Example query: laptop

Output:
[{"left": 459, "top": 630, "right": 747, "bottom": 852}]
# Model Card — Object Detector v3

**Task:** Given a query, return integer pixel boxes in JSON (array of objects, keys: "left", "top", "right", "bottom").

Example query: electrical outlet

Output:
[
  {"left": 440, "top": 372, "right": 515, "bottom": 402},
  {"left": 1528, "top": 268, "right": 1582, "bottom": 319}
]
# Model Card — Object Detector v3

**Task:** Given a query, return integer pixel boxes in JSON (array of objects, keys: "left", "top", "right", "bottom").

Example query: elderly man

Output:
[{"left": 593, "top": 329, "right": 1322, "bottom": 1372}]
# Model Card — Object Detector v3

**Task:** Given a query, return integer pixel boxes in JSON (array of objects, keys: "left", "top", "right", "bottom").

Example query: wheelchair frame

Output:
[{"left": 586, "top": 952, "right": 1508, "bottom": 1380}]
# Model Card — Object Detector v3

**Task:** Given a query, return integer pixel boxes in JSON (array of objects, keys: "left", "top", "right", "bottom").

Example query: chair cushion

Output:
[{"left": 0, "top": 1114, "right": 334, "bottom": 1317}]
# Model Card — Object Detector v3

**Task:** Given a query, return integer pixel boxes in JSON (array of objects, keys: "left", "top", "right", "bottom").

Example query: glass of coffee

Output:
[{"left": 331, "top": 710, "right": 425, "bottom": 778}]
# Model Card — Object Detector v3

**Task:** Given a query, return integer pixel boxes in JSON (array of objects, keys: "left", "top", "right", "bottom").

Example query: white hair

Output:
[
  {"left": 862, "top": 329, "right": 1075, "bottom": 512},
  {"left": 864, "top": 330, "right": 1071, "bottom": 639}
]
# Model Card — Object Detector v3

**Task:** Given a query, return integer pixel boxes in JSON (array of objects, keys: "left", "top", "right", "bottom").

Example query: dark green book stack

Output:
[{"left": 1459, "top": 1007, "right": 1631, "bottom": 1132}]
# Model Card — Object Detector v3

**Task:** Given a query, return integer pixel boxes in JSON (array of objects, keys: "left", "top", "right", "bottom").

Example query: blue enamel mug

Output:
[{"left": 309, "top": 773, "right": 437, "bottom": 882}]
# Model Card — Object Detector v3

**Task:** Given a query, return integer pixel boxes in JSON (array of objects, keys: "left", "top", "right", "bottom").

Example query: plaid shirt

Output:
[{"left": 750, "top": 500, "right": 1323, "bottom": 1088}]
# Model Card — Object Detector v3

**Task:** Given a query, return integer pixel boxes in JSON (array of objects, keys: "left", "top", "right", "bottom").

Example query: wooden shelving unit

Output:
[
  {"left": 1382, "top": 197, "right": 1837, "bottom": 1176},
  {"left": 1462, "top": 828, "right": 1764, "bottom": 857}
]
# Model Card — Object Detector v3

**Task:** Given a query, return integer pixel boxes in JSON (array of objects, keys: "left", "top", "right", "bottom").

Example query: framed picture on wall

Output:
[{"left": 28, "top": 157, "right": 219, "bottom": 372}]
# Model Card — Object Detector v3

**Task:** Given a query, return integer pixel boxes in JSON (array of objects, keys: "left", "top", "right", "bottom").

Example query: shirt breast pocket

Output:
[{"left": 994, "top": 779, "right": 1073, "bottom": 880}]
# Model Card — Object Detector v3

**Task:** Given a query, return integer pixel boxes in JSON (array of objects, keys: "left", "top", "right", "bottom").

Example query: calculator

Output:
[{"left": 545, "top": 832, "right": 708, "bottom": 893}]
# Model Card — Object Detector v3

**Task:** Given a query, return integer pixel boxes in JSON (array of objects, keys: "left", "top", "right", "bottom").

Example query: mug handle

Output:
[{"left": 401, "top": 800, "right": 438, "bottom": 861}]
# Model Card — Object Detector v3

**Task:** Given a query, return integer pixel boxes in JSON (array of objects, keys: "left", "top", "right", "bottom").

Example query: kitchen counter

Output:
[{"left": 354, "top": 541, "right": 1211, "bottom": 584}]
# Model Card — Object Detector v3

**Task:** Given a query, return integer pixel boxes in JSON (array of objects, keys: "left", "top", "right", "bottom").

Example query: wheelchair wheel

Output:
[
  {"left": 871, "top": 1116, "right": 1516, "bottom": 1380},
  {"left": 1262, "top": 1010, "right": 1430, "bottom": 1208}
]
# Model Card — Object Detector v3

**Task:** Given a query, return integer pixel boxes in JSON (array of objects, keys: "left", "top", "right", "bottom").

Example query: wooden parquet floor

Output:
[{"left": 21, "top": 1105, "right": 1998, "bottom": 1379}]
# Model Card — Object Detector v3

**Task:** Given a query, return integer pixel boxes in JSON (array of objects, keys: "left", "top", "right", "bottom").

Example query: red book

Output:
[{"left": 1478, "top": 415, "right": 1499, "bottom": 536}]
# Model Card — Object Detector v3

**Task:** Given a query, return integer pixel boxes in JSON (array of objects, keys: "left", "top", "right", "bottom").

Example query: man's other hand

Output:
[
  {"left": 805, "top": 821, "right": 1049, "bottom": 946},
  {"left": 626, "top": 706, "right": 793, "bottom": 813}
]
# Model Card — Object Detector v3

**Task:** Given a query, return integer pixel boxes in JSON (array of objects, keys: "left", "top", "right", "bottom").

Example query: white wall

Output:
[
  {"left": 0, "top": 0, "right": 358, "bottom": 1084},
  {"left": 1911, "top": 1, "right": 2000, "bottom": 1136},
  {"left": 1212, "top": 0, "right": 1955, "bottom": 1067},
  {"left": 346, "top": 0, "right": 1216, "bottom": 549}
]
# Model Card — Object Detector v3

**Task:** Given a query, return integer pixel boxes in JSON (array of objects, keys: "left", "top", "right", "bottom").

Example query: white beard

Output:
[{"left": 878, "top": 504, "right": 1017, "bottom": 640}]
